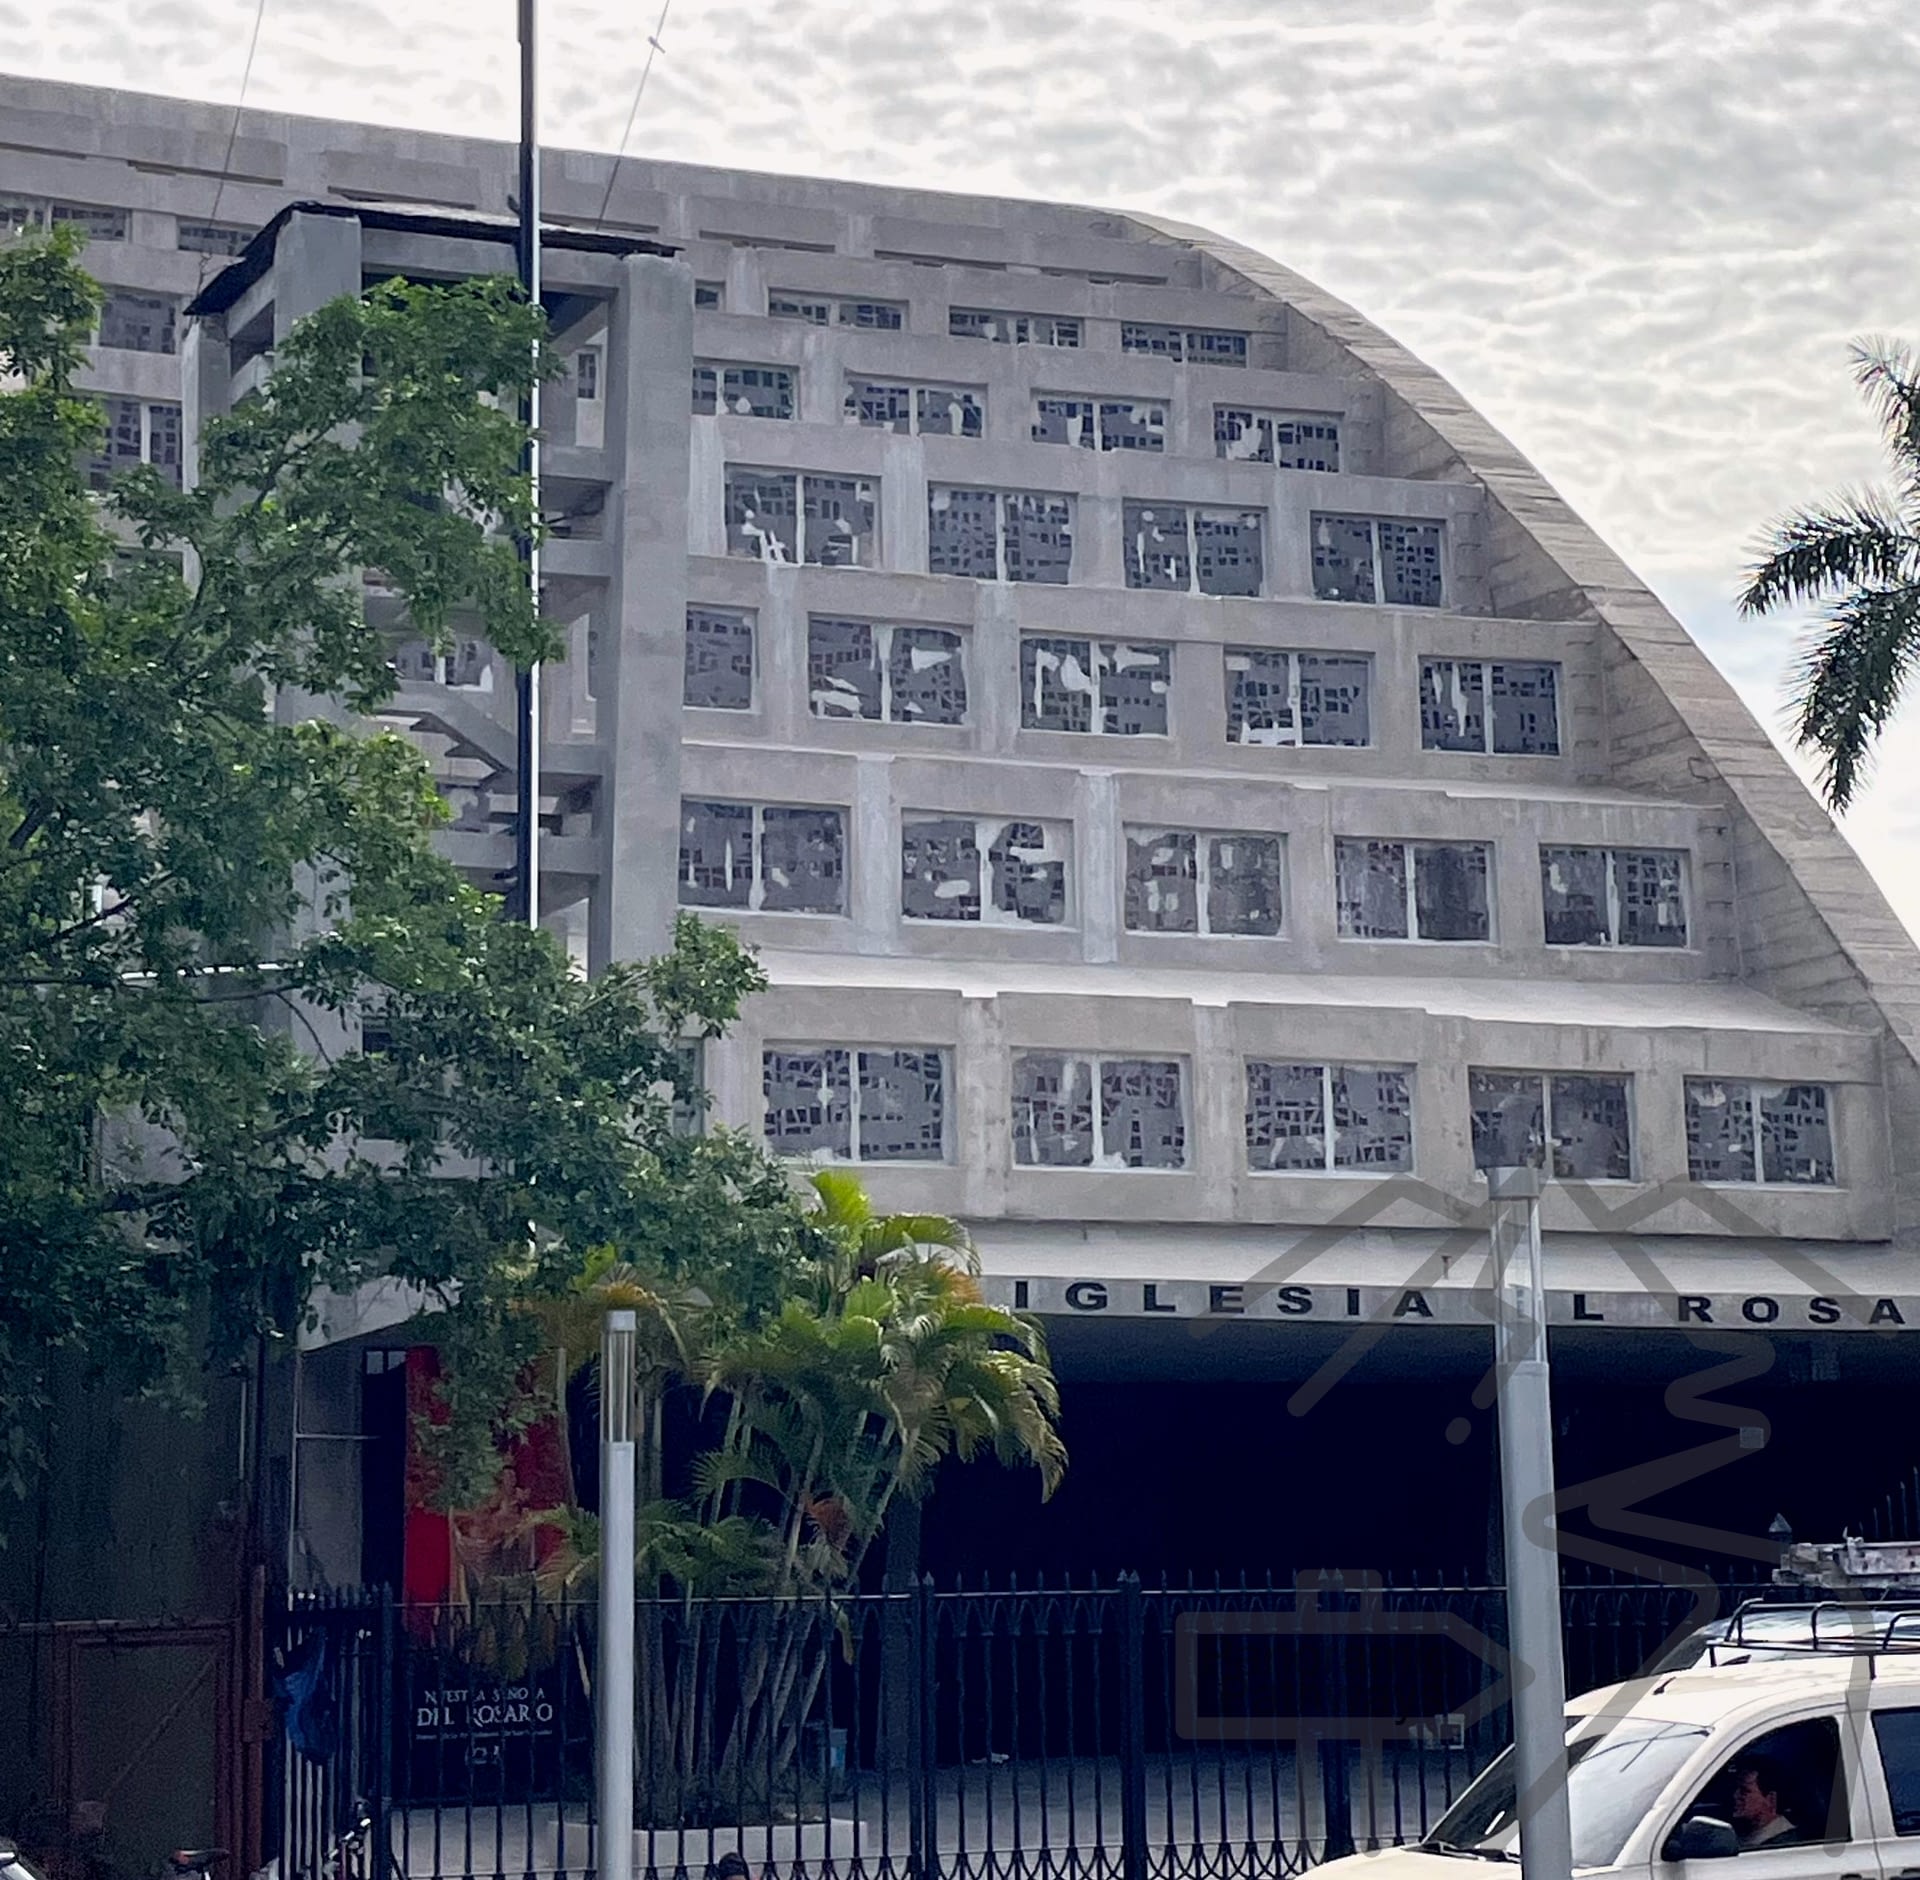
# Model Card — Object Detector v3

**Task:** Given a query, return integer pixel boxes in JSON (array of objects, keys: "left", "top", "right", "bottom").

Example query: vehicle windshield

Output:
[{"left": 1425, "top": 1717, "right": 1709, "bottom": 1868}]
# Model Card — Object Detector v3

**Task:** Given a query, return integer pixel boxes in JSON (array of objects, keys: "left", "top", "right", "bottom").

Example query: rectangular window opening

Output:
[
  {"left": 725, "top": 465, "right": 876, "bottom": 567},
  {"left": 1013, "top": 1053, "right": 1187, "bottom": 1168},
  {"left": 1541, "top": 846, "right": 1687, "bottom": 948},
  {"left": 1420, "top": 659, "right": 1559, "bottom": 754},
  {"left": 807, "top": 618, "right": 968, "bottom": 724},
  {"left": 1313, "top": 513, "right": 1443, "bottom": 608},
  {"left": 1685, "top": 1079, "right": 1835, "bottom": 1185},
  {"left": 1470, "top": 1070, "right": 1634, "bottom": 1179},
  {"left": 1121, "top": 322, "right": 1248, "bottom": 366},
  {"left": 1215, "top": 408, "right": 1341, "bottom": 469},
  {"left": 1123, "top": 499, "right": 1264, "bottom": 597},
  {"left": 762, "top": 1045, "right": 948, "bottom": 1163},
  {"left": 694, "top": 362, "right": 796, "bottom": 420},
  {"left": 1336, "top": 838, "right": 1491, "bottom": 942},
  {"left": 902, "top": 814, "right": 1069, "bottom": 926},
  {"left": 1021, "top": 635, "right": 1170, "bottom": 736},
  {"left": 951, "top": 308, "right": 1082, "bottom": 347},
  {"left": 1125, "top": 828, "right": 1283, "bottom": 936},
  {"left": 929, "top": 485, "right": 1073, "bottom": 584},
  {"left": 683, "top": 606, "right": 756, "bottom": 710},
  {"left": 1225, "top": 648, "right": 1372, "bottom": 747},
  {"left": 1246, "top": 1061, "right": 1413, "bottom": 1172},
  {"left": 1031, "top": 395, "right": 1166, "bottom": 453},
  {"left": 679, "top": 799, "right": 846, "bottom": 914}
]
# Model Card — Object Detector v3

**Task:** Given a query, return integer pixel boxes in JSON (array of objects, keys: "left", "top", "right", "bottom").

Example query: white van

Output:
[{"left": 1316, "top": 1655, "right": 1920, "bottom": 1878}]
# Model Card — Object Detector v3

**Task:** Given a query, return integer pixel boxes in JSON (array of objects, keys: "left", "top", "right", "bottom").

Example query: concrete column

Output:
[
  {"left": 591, "top": 253, "right": 692, "bottom": 971},
  {"left": 272, "top": 211, "right": 360, "bottom": 342},
  {"left": 178, "top": 309, "right": 229, "bottom": 495},
  {"left": 1191, "top": 1004, "right": 1239, "bottom": 1217},
  {"left": 1075, "top": 493, "right": 1125, "bottom": 589},
  {"left": 1080, "top": 770, "right": 1120, "bottom": 963},
  {"left": 761, "top": 564, "right": 803, "bottom": 743},
  {"left": 852, "top": 753, "right": 897, "bottom": 956},
  {"left": 960, "top": 993, "right": 1009, "bottom": 1219},
  {"left": 975, "top": 584, "right": 1020, "bottom": 757}
]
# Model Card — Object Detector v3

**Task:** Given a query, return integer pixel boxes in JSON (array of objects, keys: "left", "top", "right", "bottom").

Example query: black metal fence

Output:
[{"left": 277, "top": 1573, "right": 1773, "bottom": 1880}]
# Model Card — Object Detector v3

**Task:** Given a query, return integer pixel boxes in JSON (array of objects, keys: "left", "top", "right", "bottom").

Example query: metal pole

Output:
[
  {"left": 599, "top": 1309, "right": 637, "bottom": 1880},
  {"left": 1487, "top": 1166, "right": 1572, "bottom": 1880},
  {"left": 513, "top": 0, "right": 542, "bottom": 930}
]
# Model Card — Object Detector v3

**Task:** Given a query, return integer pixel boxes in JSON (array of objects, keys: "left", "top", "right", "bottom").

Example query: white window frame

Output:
[
  {"left": 762, "top": 1043, "right": 951, "bottom": 1165},
  {"left": 844, "top": 377, "right": 984, "bottom": 437},
  {"left": 1011, "top": 1052, "right": 1190, "bottom": 1170},
  {"left": 176, "top": 219, "right": 252, "bottom": 256},
  {"left": 1224, "top": 647, "right": 1372, "bottom": 748},
  {"left": 807, "top": 619, "right": 968, "bottom": 725},
  {"left": 1124, "top": 501, "right": 1265, "bottom": 597},
  {"left": 695, "top": 359, "right": 795, "bottom": 420},
  {"left": 678, "top": 800, "right": 847, "bottom": 915},
  {"left": 1684, "top": 1079, "right": 1838, "bottom": 1187},
  {"left": 1313, "top": 513, "right": 1446, "bottom": 608},
  {"left": 901, "top": 813, "right": 1073, "bottom": 927},
  {"left": 1540, "top": 846, "right": 1689, "bottom": 950},
  {"left": 1335, "top": 838, "right": 1495, "bottom": 943},
  {"left": 929, "top": 486, "right": 1074, "bottom": 585},
  {"left": 1214, "top": 407, "right": 1341, "bottom": 469},
  {"left": 768, "top": 291, "right": 904, "bottom": 329},
  {"left": 1031, "top": 394, "right": 1167, "bottom": 453},
  {"left": 572, "top": 344, "right": 605, "bottom": 448},
  {"left": 951, "top": 308, "right": 1082, "bottom": 347},
  {"left": 1243, "top": 1060, "right": 1415, "bottom": 1174},
  {"left": 3, "top": 195, "right": 129, "bottom": 240},
  {"left": 726, "top": 466, "right": 879, "bottom": 568},
  {"left": 88, "top": 397, "right": 183, "bottom": 488},
  {"left": 94, "top": 288, "right": 179, "bottom": 356},
  {"left": 1420, "top": 657, "right": 1561, "bottom": 755},
  {"left": 1470, "top": 1070, "right": 1638, "bottom": 1181},
  {"left": 1021, "top": 635, "right": 1172, "bottom": 737},
  {"left": 684, "top": 605, "right": 757, "bottom": 712},
  {"left": 1120, "top": 322, "right": 1249, "bottom": 365},
  {"left": 1123, "top": 827, "right": 1285, "bottom": 937}
]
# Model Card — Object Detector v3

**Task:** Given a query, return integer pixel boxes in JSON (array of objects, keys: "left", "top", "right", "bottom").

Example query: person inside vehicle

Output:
[{"left": 1727, "top": 1756, "right": 1800, "bottom": 1849}]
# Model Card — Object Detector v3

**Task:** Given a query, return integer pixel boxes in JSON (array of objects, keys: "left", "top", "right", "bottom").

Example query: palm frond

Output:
[
  {"left": 1786, "top": 584, "right": 1920, "bottom": 810},
  {"left": 1852, "top": 338, "right": 1920, "bottom": 471},
  {"left": 1739, "top": 493, "right": 1920, "bottom": 615}
]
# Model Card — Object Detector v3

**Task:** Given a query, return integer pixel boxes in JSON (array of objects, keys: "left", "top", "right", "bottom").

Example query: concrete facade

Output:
[{"left": 8, "top": 70, "right": 1920, "bottom": 1350}]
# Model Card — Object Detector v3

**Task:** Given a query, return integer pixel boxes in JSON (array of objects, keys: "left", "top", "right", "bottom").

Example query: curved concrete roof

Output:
[{"left": 1129, "top": 214, "right": 1920, "bottom": 1190}]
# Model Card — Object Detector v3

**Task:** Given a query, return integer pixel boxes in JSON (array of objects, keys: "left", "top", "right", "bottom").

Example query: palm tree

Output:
[
  {"left": 451, "top": 1171, "right": 1065, "bottom": 1820},
  {"left": 1740, "top": 338, "right": 1920, "bottom": 811}
]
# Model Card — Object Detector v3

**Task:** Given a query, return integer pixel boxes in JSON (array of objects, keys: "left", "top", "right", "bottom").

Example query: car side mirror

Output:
[{"left": 1665, "top": 1816, "right": 1740, "bottom": 1861}]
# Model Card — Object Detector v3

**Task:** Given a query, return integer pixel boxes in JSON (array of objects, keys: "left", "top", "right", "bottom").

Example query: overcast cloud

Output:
[{"left": 6, "top": 0, "right": 1919, "bottom": 930}]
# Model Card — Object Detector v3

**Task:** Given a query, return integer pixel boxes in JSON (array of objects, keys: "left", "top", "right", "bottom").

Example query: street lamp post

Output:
[
  {"left": 1487, "top": 1166, "right": 1573, "bottom": 1880},
  {"left": 599, "top": 1309, "right": 637, "bottom": 1880},
  {"left": 513, "top": 0, "right": 542, "bottom": 931}
]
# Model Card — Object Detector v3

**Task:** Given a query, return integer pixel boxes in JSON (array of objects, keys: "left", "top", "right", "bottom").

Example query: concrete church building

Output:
[{"left": 9, "top": 70, "right": 1920, "bottom": 1587}]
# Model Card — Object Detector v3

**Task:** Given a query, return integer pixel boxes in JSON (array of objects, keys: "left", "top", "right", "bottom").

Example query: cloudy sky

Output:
[{"left": 8, "top": 0, "right": 1920, "bottom": 932}]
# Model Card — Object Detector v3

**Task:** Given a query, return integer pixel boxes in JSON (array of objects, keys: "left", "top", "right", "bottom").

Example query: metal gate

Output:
[{"left": 275, "top": 1573, "right": 1770, "bottom": 1880}]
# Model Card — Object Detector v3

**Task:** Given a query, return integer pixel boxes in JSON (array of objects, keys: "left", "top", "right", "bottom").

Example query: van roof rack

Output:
[{"left": 1706, "top": 1598, "right": 1920, "bottom": 1661}]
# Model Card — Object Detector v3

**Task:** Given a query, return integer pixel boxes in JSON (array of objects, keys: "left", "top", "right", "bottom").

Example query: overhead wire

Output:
[
  {"left": 196, "top": 0, "right": 272, "bottom": 291},
  {"left": 592, "top": 0, "right": 674, "bottom": 230}
]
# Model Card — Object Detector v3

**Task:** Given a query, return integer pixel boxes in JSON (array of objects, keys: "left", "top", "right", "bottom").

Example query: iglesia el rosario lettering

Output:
[
  {"left": 994, "top": 1278, "right": 1920, "bottom": 1329},
  {"left": 10, "top": 70, "right": 1920, "bottom": 1590}
]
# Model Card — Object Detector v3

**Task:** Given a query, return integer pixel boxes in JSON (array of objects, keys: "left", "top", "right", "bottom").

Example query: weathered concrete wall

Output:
[{"left": 6, "top": 69, "right": 1916, "bottom": 1283}]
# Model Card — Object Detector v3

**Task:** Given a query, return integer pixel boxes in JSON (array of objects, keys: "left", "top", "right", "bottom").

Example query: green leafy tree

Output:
[
  {"left": 476, "top": 1170, "right": 1063, "bottom": 1818},
  {"left": 1741, "top": 339, "right": 1920, "bottom": 810},
  {"left": 0, "top": 226, "right": 806, "bottom": 1521}
]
